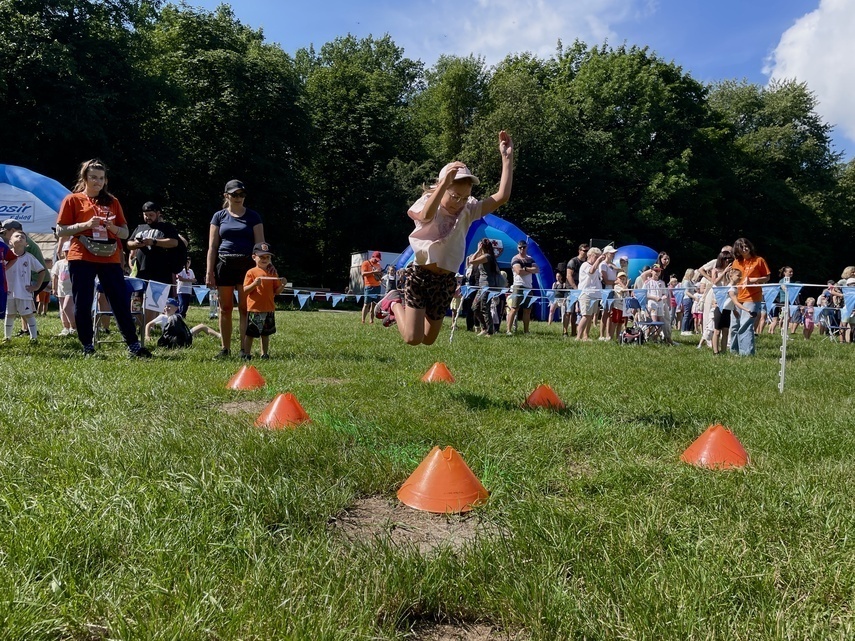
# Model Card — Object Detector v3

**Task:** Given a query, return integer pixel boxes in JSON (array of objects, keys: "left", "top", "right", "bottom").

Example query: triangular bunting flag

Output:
[
  {"left": 194, "top": 285, "right": 210, "bottom": 304},
  {"left": 144, "top": 280, "right": 171, "bottom": 312},
  {"left": 297, "top": 293, "right": 311, "bottom": 309},
  {"left": 763, "top": 285, "right": 781, "bottom": 310},
  {"left": 566, "top": 290, "right": 580, "bottom": 306},
  {"left": 634, "top": 289, "right": 647, "bottom": 306},
  {"left": 332, "top": 295, "right": 344, "bottom": 307},
  {"left": 712, "top": 286, "right": 729, "bottom": 310},
  {"left": 843, "top": 288, "right": 855, "bottom": 319},
  {"left": 782, "top": 283, "right": 802, "bottom": 303}
]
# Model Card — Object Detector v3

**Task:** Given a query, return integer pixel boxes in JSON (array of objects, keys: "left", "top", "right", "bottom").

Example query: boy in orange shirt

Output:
[{"left": 242, "top": 243, "right": 286, "bottom": 360}]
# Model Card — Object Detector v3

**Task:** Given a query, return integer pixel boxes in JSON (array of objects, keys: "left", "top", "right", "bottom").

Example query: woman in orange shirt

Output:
[{"left": 729, "top": 237, "right": 770, "bottom": 356}]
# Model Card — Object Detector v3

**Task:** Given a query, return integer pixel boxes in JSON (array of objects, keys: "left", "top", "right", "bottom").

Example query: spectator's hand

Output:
[{"left": 205, "top": 271, "right": 216, "bottom": 288}]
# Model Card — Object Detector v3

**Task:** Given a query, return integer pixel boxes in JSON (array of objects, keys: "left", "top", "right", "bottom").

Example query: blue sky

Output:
[{"left": 190, "top": 0, "right": 854, "bottom": 159}]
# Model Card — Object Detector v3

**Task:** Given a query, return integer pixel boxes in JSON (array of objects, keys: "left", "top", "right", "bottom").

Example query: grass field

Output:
[{"left": 2, "top": 307, "right": 854, "bottom": 640}]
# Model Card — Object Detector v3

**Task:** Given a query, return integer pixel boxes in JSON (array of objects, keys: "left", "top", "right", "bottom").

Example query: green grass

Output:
[{"left": 2, "top": 308, "right": 854, "bottom": 639}]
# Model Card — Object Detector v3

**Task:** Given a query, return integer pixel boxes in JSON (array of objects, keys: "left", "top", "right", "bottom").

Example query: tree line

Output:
[{"left": 2, "top": 0, "right": 853, "bottom": 286}]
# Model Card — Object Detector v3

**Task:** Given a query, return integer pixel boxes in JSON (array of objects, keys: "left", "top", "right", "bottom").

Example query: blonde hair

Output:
[{"left": 841, "top": 266, "right": 855, "bottom": 279}]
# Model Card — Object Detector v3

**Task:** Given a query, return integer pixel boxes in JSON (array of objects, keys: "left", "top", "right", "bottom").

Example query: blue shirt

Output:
[{"left": 210, "top": 208, "right": 263, "bottom": 256}]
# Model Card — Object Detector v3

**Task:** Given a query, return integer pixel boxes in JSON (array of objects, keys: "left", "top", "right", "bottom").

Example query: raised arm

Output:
[{"left": 481, "top": 131, "right": 514, "bottom": 216}]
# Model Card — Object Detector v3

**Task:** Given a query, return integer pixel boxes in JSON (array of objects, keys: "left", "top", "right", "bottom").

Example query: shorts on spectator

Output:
[
  {"left": 578, "top": 294, "right": 600, "bottom": 316},
  {"left": 768, "top": 304, "right": 781, "bottom": 318},
  {"left": 647, "top": 301, "right": 665, "bottom": 317},
  {"left": 609, "top": 306, "right": 623, "bottom": 323},
  {"left": 508, "top": 286, "right": 526, "bottom": 309},
  {"left": 246, "top": 311, "right": 276, "bottom": 337},
  {"left": 215, "top": 254, "right": 255, "bottom": 288},
  {"left": 363, "top": 285, "right": 381, "bottom": 303},
  {"left": 403, "top": 265, "right": 457, "bottom": 321},
  {"left": 6, "top": 297, "right": 35, "bottom": 317},
  {"left": 714, "top": 307, "right": 732, "bottom": 330}
]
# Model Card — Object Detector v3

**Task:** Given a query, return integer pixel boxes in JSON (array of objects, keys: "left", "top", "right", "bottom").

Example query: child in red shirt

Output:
[{"left": 242, "top": 243, "right": 286, "bottom": 360}]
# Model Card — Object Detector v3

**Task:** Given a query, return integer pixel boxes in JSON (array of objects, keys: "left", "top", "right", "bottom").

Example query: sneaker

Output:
[
  {"left": 260, "top": 354, "right": 270, "bottom": 360},
  {"left": 83, "top": 345, "right": 96, "bottom": 357},
  {"left": 214, "top": 348, "right": 231, "bottom": 359},
  {"left": 129, "top": 343, "right": 153, "bottom": 358},
  {"left": 382, "top": 314, "right": 396, "bottom": 328},
  {"left": 241, "top": 353, "right": 252, "bottom": 361},
  {"left": 376, "top": 290, "right": 402, "bottom": 318},
  {"left": 680, "top": 331, "right": 692, "bottom": 336},
  {"left": 57, "top": 329, "right": 70, "bottom": 337},
  {"left": 15, "top": 329, "right": 29, "bottom": 337}
]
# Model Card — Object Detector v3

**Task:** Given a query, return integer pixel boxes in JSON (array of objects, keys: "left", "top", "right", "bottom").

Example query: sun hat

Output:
[{"left": 437, "top": 162, "right": 480, "bottom": 186}]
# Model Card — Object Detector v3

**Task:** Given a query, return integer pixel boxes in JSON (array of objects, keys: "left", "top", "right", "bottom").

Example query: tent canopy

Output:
[
  {"left": 1, "top": 164, "right": 69, "bottom": 257},
  {"left": 394, "top": 214, "right": 554, "bottom": 312}
]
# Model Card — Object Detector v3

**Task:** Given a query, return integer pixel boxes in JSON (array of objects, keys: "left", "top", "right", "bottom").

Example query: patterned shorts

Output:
[
  {"left": 246, "top": 311, "right": 276, "bottom": 337},
  {"left": 403, "top": 265, "right": 457, "bottom": 321}
]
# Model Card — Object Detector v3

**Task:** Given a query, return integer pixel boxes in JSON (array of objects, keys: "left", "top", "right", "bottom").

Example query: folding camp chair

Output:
[
  {"left": 93, "top": 277, "right": 148, "bottom": 345},
  {"left": 819, "top": 308, "right": 844, "bottom": 343},
  {"left": 624, "top": 297, "right": 663, "bottom": 342}
]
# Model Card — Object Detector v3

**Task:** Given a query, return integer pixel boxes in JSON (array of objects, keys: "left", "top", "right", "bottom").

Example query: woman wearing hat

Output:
[{"left": 205, "top": 179, "right": 265, "bottom": 358}]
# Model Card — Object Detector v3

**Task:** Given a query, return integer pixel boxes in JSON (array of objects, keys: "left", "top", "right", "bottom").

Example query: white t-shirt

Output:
[
  {"left": 408, "top": 194, "right": 485, "bottom": 273},
  {"left": 599, "top": 261, "right": 618, "bottom": 287},
  {"left": 579, "top": 261, "right": 603, "bottom": 298},
  {"left": 7, "top": 251, "right": 44, "bottom": 300},
  {"left": 51, "top": 258, "right": 73, "bottom": 297},
  {"left": 176, "top": 268, "right": 195, "bottom": 294}
]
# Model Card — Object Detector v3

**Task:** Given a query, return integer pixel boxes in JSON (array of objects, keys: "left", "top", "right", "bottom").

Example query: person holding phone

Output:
[{"left": 729, "top": 237, "right": 770, "bottom": 356}]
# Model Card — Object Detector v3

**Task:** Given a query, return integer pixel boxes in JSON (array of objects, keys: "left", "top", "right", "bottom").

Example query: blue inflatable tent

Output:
[{"left": 0, "top": 164, "right": 69, "bottom": 256}]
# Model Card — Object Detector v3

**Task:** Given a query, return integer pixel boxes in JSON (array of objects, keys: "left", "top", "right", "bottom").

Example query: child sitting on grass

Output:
[
  {"left": 144, "top": 298, "right": 220, "bottom": 349},
  {"left": 242, "top": 243, "right": 286, "bottom": 360}
]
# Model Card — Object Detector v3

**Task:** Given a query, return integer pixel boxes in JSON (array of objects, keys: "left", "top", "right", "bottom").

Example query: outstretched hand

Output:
[{"left": 499, "top": 130, "right": 513, "bottom": 160}]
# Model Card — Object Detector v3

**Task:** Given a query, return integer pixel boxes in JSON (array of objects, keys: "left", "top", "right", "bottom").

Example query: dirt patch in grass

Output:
[
  {"left": 220, "top": 400, "right": 268, "bottom": 415},
  {"left": 331, "top": 496, "right": 505, "bottom": 554},
  {"left": 407, "top": 621, "right": 528, "bottom": 640}
]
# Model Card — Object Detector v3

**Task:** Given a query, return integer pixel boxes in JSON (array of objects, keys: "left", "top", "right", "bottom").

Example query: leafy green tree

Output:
[{"left": 299, "top": 35, "right": 423, "bottom": 284}]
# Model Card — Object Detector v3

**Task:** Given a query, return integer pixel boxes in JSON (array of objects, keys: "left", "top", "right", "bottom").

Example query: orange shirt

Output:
[
  {"left": 362, "top": 259, "right": 381, "bottom": 287},
  {"left": 244, "top": 266, "right": 279, "bottom": 312},
  {"left": 732, "top": 255, "right": 770, "bottom": 303},
  {"left": 56, "top": 192, "right": 126, "bottom": 264}
]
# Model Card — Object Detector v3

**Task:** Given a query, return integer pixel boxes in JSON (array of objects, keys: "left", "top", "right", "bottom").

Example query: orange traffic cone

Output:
[
  {"left": 397, "top": 446, "right": 489, "bottom": 513},
  {"left": 226, "top": 365, "right": 266, "bottom": 390},
  {"left": 524, "top": 384, "right": 565, "bottom": 409},
  {"left": 255, "top": 393, "right": 311, "bottom": 429},
  {"left": 421, "top": 362, "right": 455, "bottom": 383},
  {"left": 681, "top": 424, "right": 749, "bottom": 469}
]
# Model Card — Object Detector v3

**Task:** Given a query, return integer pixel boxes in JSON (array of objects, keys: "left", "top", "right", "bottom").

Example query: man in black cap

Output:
[{"left": 127, "top": 202, "right": 180, "bottom": 322}]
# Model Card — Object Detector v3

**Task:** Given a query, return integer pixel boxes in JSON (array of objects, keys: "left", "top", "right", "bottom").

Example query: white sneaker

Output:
[
  {"left": 57, "top": 328, "right": 70, "bottom": 337},
  {"left": 680, "top": 331, "right": 692, "bottom": 336}
]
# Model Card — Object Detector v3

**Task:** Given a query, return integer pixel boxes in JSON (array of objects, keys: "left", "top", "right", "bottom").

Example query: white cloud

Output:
[
  {"left": 765, "top": 0, "right": 855, "bottom": 146},
  {"left": 396, "top": 0, "right": 642, "bottom": 66}
]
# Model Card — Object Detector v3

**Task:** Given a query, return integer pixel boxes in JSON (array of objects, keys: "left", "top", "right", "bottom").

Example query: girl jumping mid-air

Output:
[{"left": 378, "top": 131, "right": 513, "bottom": 345}]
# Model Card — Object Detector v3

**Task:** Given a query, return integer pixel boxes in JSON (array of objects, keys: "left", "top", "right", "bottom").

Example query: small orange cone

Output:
[
  {"left": 681, "top": 424, "right": 749, "bottom": 469},
  {"left": 226, "top": 365, "right": 266, "bottom": 390},
  {"left": 255, "top": 393, "right": 311, "bottom": 429},
  {"left": 421, "top": 362, "right": 455, "bottom": 383},
  {"left": 397, "top": 446, "right": 489, "bottom": 513},
  {"left": 524, "top": 384, "right": 565, "bottom": 409}
]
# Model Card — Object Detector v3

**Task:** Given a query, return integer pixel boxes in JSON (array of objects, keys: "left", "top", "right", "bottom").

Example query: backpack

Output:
[{"left": 158, "top": 314, "right": 193, "bottom": 349}]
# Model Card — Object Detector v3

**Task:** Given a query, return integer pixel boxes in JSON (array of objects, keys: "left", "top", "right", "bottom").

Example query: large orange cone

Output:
[
  {"left": 226, "top": 365, "right": 266, "bottom": 390},
  {"left": 397, "top": 446, "right": 489, "bottom": 513},
  {"left": 524, "top": 384, "right": 565, "bottom": 409},
  {"left": 681, "top": 424, "right": 748, "bottom": 469},
  {"left": 421, "top": 362, "right": 455, "bottom": 383},
  {"left": 255, "top": 393, "right": 311, "bottom": 429}
]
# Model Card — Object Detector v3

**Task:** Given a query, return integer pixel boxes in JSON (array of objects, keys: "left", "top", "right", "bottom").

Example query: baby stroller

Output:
[{"left": 619, "top": 316, "right": 645, "bottom": 345}]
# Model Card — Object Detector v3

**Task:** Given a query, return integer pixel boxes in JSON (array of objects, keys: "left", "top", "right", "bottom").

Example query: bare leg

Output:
[
  {"left": 392, "top": 301, "right": 428, "bottom": 345},
  {"left": 218, "top": 285, "right": 234, "bottom": 351}
]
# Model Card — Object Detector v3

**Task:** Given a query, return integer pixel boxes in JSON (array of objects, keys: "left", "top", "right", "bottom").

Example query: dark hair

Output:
[
  {"left": 579, "top": 243, "right": 590, "bottom": 252},
  {"left": 478, "top": 238, "right": 499, "bottom": 275},
  {"left": 733, "top": 238, "right": 756, "bottom": 258},
  {"left": 73, "top": 159, "right": 114, "bottom": 206},
  {"left": 715, "top": 252, "right": 733, "bottom": 270},
  {"left": 778, "top": 265, "right": 793, "bottom": 278}
]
